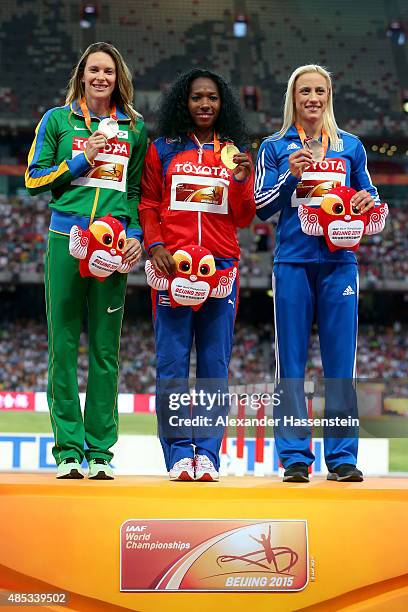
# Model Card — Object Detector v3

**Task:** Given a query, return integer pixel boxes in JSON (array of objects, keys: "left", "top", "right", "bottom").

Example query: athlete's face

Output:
[
  {"left": 294, "top": 72, "right": 329, "bottom": 125},
  {"left": 82, "top": 52, "right": 116, "bottom": 103},
  {"left": 188, "top": 77, "right": 221, "bottom": 131}
]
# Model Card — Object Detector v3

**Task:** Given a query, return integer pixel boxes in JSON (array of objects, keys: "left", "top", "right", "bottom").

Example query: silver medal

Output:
[{"left": 98, "top": 117, "right": 119, "bottom": 139}]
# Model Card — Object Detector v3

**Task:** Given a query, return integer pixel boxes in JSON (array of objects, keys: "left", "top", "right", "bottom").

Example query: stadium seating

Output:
[
  {"left": 1, "top": 318, "right": 407, "bottom": 393},
  {"left": 0, "top": 1, "right": 406, "bottom": 397},
  {"left": 0, "top": 0, "right": 406, "bottom": 136},
  {"left": 1, "top": 194, "right": 406, "bottom": 285}
]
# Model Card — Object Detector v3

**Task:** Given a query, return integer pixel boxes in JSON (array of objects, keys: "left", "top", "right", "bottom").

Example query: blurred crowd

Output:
[
  {"left": 358, "top": 208, "right": 408, "bottom": 283},
  {"left": 2, "top": 195, "right": 407, "bottom": 282},
  {"left": 0, "top": 319, "right": 406, "bottom": 394},
  {"left": 0, "top": 194, "right": 48, "bottom": 276},
  {"left": 1, "top": 194, "right": 406, "bottom": 396}
]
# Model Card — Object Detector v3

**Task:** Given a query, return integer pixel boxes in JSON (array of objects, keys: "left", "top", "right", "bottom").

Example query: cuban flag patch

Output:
[{"left": 158, "top": 294, "right": 171, "bottom": 306}]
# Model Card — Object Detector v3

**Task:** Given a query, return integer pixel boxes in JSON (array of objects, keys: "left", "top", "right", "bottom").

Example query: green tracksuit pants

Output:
[{"left": 44, "top": 231, "right": 127, "bottom": 465}]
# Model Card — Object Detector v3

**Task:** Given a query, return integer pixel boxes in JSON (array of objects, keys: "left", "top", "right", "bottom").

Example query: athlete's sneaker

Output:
[
  {"left": 88, "top": 459, "right": 114, "bottom": 480},
  {"left": 194, "top": 455, "right": 219, "bottom": 482},
  {"left": 327, "top": 464, "right": 364, "bottom": 482},
  {"left": 283, "top": 462, "right": 309, "bottom": 483},
  {"left": 168, "top": 458, "right": 195, "bottom": 481},
  {"left": 56, "top": 457, "right": 84, "bottom": 479}
]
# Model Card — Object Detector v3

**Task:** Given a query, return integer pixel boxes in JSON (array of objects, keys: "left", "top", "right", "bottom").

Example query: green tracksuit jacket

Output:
[
  {"left": 25, "top": 101, "right": 147, "bottom": 466},
  {"left": 26, "top": 101, "right": 147, "bottom": 239}
]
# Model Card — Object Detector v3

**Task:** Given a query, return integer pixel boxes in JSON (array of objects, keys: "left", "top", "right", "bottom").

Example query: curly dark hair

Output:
[{"left": 156, "top": 68, "right": 249, "bottom": 148}]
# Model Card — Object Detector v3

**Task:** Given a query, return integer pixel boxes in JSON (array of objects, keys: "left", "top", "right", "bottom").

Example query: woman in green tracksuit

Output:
[{"left": 25, "top": 42, "right": 147, "bottom": 480}]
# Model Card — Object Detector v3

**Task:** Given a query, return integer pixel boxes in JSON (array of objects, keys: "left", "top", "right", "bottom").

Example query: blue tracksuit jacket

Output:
[
  {"left": 255, "top": 125, "right": 380, "bottom": 263},
  {"left": 254, "top": 125, "right": 380, "bottom": 470}
]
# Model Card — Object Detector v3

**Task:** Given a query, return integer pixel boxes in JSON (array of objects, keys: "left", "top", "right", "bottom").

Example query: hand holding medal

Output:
[
  {"left": 98, "top": 117, "right": 119, "bottom": 140},
  {"left": 80, "top": 98, "right": 119, "bottom": 164},
  {"left": 288, "top": 147, "right": 314, "bottom": 179},
  {"left": 85, "top": 119, "right": 118, "bottom": 163},
  {"left": 221, "top": 144, "right": 252, "bottom": 181},
  {"left": 289, "top": 124, "right": 329, "bottom": 178},
  {"left": 85, "top": 131, "right": 108, "bottom": 164}
]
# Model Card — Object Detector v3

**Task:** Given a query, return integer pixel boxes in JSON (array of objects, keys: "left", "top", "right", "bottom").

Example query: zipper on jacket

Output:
[
  {"left": 90, "top": 187, "right": 100, "bottom": 224},
  {"left": 190, "top": 133, "right": 204, "bottom": 242},
  {"left": 197, "top": 211, "right": 201, "bottom": 245},
  {"left": 190, "top": 134, "right": 203, "bottom": 163}
]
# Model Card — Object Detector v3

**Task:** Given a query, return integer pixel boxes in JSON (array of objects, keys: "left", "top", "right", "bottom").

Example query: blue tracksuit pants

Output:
[
  {"left": 153, "top": 277, "right": 237, "bottom": 471},
  {"left": 272, "top": 262, "right": 359, "bottom": 470}
]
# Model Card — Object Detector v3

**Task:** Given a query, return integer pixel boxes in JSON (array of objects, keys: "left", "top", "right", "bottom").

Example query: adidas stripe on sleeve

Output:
[{"left": 254, "top": 140, "right": 299, "bottom": 220}]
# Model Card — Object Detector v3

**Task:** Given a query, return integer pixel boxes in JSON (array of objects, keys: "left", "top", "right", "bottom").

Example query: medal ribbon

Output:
[
  {"left": 79, "top": 97, "right": 118, "bottom": 133},
  {"left": 295, "top": 123, "right": 329, "bottom": 157},
  {"left": 190, "top": 132, "right": 221, "bottom": 159},
  {"left": 213, "top": 133, "right": 221, "bottom": 160}
]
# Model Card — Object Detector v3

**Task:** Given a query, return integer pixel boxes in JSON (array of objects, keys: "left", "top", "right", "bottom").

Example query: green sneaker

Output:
[
  {"left": 56, "top": 457, "right": 84, "bottom": 479},
  {"left": 88, "top": 459, "right": 114, "bottom": 480}
]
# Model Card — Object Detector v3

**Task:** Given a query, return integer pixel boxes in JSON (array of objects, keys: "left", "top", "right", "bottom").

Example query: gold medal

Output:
[
  {"left": 305, "top": 138, "right": 325, "bottom": 163},
  {"left": 98, "top": 117, "right": 119, "bottom": 139},
  {"left": 221, "top": 144, "right": 240, "bottom": 169}
]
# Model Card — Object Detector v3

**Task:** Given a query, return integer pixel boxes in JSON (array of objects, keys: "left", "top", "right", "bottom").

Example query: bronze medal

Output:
[{"left": 305, "top": 138, "right": 325, "bottom": 163}]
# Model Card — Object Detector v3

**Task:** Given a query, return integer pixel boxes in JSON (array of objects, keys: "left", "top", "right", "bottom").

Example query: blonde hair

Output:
[
  {"left": 65, "top": 42, "right": 140, "bottom": 128},
  {"left": 276, "top": 64, "right": 340, "bottom": 149}
]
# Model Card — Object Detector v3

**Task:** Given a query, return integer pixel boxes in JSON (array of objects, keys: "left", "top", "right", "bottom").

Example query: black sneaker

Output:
[
  {"left": 327, "top": 464, "right": 364, "bottom": 482},
  {"left": 283, "top": 462, "right": 309, "bottom": 483}
]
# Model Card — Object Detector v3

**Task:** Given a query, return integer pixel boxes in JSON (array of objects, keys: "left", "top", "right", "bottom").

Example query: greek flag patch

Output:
[{"left": 331, "top": 139, "right": 344, "bottom": 152}]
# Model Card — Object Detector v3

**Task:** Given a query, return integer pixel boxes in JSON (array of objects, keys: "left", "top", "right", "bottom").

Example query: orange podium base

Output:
[{"left": 0, "top": 474, "right": 407, "bottom": 611}]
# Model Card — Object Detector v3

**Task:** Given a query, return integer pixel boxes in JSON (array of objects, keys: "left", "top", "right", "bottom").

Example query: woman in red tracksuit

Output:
[{"left": 140, "top": 68, "right": 255, "bottom": 481}]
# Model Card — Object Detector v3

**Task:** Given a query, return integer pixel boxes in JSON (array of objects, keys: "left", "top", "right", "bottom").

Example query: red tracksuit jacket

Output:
[{"left": 139, "top": 135, "right": 255, "bottom": 259}]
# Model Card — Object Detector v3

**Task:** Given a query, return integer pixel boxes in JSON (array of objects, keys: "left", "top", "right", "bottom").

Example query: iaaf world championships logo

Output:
[{"left": 120, "top": 520, "right": 308, "bottom": 591}]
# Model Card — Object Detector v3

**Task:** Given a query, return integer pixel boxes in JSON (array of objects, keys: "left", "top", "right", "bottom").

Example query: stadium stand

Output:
[
  {"left": 1, "top": 194, "right": 407, "bottom": 286},
  {"left": 0, "top": 319, "right": 407, "bottom": 393},
  {"left": 0, "top": 0, "right": 406, "bottom": 401},
  {"left": 0, "top": 0, "right": 406, "bottom": 136}
]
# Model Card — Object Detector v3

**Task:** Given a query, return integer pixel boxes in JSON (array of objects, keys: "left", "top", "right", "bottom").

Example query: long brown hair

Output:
[{"left": 65, "top": 42, "right": 140, "bottom": 128}]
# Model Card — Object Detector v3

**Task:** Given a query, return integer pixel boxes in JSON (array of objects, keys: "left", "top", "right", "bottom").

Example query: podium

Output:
[{"left": 0, "top": 474, "right": 407, "bottom": 611}]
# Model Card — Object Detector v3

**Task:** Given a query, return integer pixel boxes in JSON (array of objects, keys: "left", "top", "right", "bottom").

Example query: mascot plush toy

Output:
[
  {"left": 298, "top": 186, "right": 388, "bottom": 252},
  {"left": 145, "top": 244, "right": 237, "bottom": 311},
  {"left": 69, "top": 214, "right": 130, "bottom": 280}
]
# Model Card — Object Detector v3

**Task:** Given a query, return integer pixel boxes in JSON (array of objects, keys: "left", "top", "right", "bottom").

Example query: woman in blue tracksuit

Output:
[{"left": 255, "top": 64, "right": 380, "bottom": 482}]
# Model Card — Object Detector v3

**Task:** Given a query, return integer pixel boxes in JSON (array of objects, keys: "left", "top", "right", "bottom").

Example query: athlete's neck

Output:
[
  {"left": 297, "top": 119, "right": 323, "bottom": 140},
  {"left": 192, "top": 129, "right": 214, "bottom": 145},
  {"left": 85, "top": 95, "right": 111, "bottom": 118}
]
